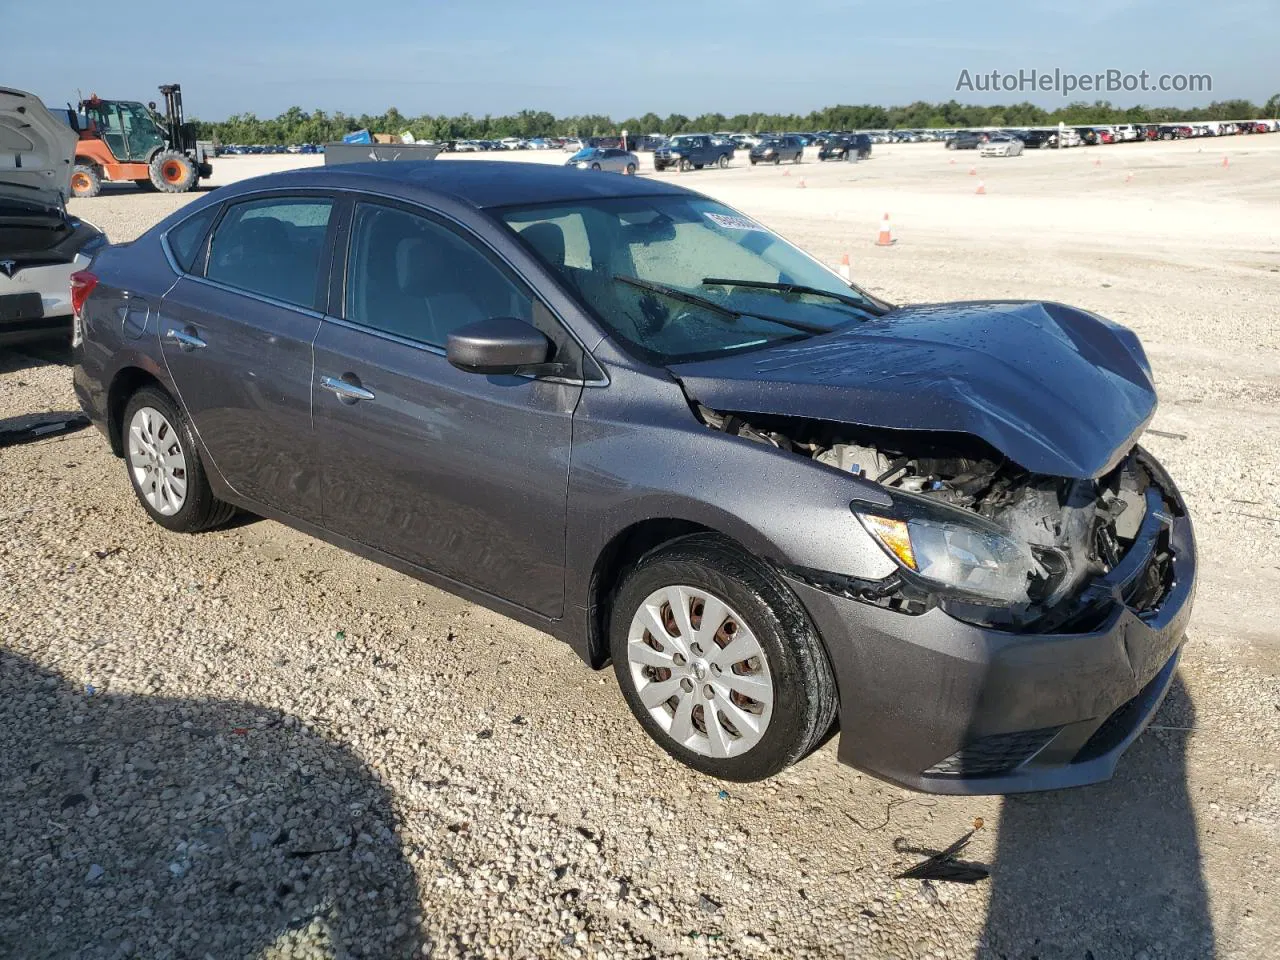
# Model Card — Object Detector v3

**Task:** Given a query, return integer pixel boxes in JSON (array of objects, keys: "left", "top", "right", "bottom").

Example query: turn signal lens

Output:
[{"left": 861, "top": 515, "right": 917, "bottom": 570}]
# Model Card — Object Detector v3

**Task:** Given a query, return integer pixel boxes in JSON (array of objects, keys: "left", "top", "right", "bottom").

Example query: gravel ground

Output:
[{"left": 2, "top": 141, "right": 1279, "bottom": 960}]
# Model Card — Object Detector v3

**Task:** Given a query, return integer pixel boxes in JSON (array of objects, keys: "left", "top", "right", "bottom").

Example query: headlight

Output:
[
  {"left": 668, "top": 150, "right": 683, "bottom": 157},
  {"left": 855, "top": 498, "right": 1041, "bottom": 605},
  {"left": 763, "top": 148, "right": 775, "bottom": 155}
]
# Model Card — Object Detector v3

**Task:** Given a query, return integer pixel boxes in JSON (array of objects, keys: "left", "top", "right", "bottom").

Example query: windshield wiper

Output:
[
  {"left": 613, "top": 275, "right": 835, "bottom": 335},
  {"left": 701, "top": 277, "right": 877, "bottom": 314}
]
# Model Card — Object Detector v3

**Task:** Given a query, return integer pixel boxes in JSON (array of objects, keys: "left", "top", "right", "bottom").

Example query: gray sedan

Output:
[
  {"left": 565, "top": 146, "right": 639, "bottom": 174},
  {"left": 72, "top": 161, "right": 1194, "bottom": 792}
]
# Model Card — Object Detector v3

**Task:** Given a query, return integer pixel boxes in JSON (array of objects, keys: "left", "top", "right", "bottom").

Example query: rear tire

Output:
[
  {"left": 610, "top": 534, "right": 837, "bottom": 782},
  {"left": 625, "top": 163, "right": 637, "bottom": 175},
  {"left": 590, "top": 162, "right": 602, "bottom": 171},
  {"left": 70, "top": 165, "right": 101, "bottom": 199},
  {"left": 717, "top": 154, "right": 729, "bottom": 169},
  {"left": 121, "top": 386, "right": 237, "bottom": 533},
  {"left": 149, "top": 151, "right": 197, "bottom": 193}
]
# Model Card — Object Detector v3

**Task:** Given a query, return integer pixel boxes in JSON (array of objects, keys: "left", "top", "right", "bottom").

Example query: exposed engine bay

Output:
[{"left": 694, "top": 404, "right": 1174, "bottom": 629}]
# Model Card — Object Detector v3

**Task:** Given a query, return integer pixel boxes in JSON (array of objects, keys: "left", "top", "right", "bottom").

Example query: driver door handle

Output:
[
  {"left": 164, "top": 327, "right": 206, "bottom": 350},
  {"left": 320, "top": 375, "right": 376, "bottom": 403}
]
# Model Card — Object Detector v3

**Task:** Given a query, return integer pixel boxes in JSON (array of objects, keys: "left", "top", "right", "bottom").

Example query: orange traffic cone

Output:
[
  {"left": 839, "top": 254, "right": 851, "bottom": 281},
  {"left": 797, "top": 177, "right": 806, "bottom": 189},
  {"left": 782, "top": 168, "right": 790, "bottom": 177},
  {"left": 949, "top": 157, "right": 956, "bottom": 165},
  {"left": 968, "top": 166, "right": 976, "bottom": 176},
  {"left": 1094, "top": 157, "right": 1101, "bottom": 167},
  {"left": 1124, "top": 172, "right": 1133, "bottom": 183},
  {"left": 876, "top": 213, "right": 894, "bottom": 246},
  {"left": 975, "top": 180, "right": 986, "bottom": 195},
  {"left": 1222, "top": 155, "right": 1230, "bottom": 168}
]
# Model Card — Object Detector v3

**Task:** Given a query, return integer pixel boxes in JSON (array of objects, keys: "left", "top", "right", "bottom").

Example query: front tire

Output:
[
  {"left": 610, "top": 535, "right": 837, "bottom": 782},
  {"left": 122, "top": 386, "right": 237, "bottom": 533},
  {"left": 149, "top": 150, "right": 197, "bottom": 193},
  {"left": 625, "top": 162, "right": 637, "bottom": 175},
  {"left": 678, "top": 158, "right": 692, "bottom": 172}
]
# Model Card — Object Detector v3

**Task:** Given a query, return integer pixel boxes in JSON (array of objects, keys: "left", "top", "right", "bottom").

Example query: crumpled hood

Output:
[
  {"left": 670, "top": 300, "right": 1157, "bottom": 479},
  {"left": 0, "top": 87, "right": 78, "bottom": 208}
]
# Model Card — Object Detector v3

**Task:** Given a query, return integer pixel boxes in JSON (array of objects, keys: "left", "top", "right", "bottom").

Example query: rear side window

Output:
[
  {"left": 206, "top": 197, "right": 333, "bottom": 308},
  {"left": 166, "top": 205, "right": 218, "bottom": 273}
]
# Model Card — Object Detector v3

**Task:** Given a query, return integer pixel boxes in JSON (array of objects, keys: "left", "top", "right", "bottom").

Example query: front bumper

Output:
[{"left": 789, "top": 463, "right": 1196, "bottom": 795}]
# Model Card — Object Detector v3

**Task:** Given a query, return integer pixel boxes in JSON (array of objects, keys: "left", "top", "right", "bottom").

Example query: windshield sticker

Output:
[{"left": 705, "top": 212, "right": 764, "bottom": 232}]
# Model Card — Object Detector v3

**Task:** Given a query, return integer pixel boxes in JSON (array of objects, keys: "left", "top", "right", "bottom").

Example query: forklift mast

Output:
[{"left": 157, "top": 84, "right": 188, "bottom": 152}]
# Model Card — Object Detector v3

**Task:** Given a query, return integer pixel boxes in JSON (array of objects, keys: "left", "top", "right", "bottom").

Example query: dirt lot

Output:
[{"left": 2, "top": 140, "right": 1278, "bottom": 960}]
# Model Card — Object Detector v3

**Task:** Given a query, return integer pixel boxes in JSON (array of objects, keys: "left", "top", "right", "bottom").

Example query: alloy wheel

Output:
[
  {"left": 127, "top": 406, "right": 188, "bottom": 516},
  {"left": 626, "top": 585, "right": 774, "bottom": 759}
]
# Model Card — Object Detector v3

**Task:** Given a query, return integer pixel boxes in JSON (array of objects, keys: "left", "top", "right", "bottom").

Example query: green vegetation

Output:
[{"left": 193, "top": 98, "right": 1280, "bottom": 144}]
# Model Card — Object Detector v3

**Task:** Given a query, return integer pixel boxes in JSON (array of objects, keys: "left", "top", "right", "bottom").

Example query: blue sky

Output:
[{"left": 7, "top": 0, "right": 1276, "bottom": 119}]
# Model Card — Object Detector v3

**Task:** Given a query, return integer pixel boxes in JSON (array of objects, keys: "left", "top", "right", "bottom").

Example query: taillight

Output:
[{"left": 70, "top": 271, "right": 98, "bottom": 318}]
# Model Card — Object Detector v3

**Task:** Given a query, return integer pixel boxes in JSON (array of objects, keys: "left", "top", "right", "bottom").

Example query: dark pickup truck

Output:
[{"left": 653, "top": 134, "right": 734, "bottom": 172}]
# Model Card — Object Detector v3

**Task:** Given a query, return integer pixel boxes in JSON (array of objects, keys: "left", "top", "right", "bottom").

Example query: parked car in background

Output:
[
  {"left": 1076, "top": 128, "right": 1102, "bottom": 146},
  {"left": 817, "top": 134, "right": 872, "bottom": 161},
  {"left": 979, "top": 134, "right": 1024, "bottom": 158},
  {"left": 749, "top": 135, "right": 804, "bottom": 164},
  {"left": 946, "top": 131, "right": 987, "bottom": 150},
  {"left": 1014, "top": 129, "right": 1057, "bottom": 149},
  {"left": 73, "top": 160, "right": 1196, "bottom": 794},
  {"left": 653, "top": 135, "right": 733, "bottom": 172},
  {"left": 1157, "top": 125, "right": 1192, "bottom": 140},
  {"left": 565, "top": 147, "right": 639, "bottom": 174},
  {"left": 1, "top": 87, "right": 108, "bottom": 347}
]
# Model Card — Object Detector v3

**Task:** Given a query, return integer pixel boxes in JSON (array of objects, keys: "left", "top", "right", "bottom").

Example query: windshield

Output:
[
  {"left": 568, "top": 148, "right": 597, "bottom": 161},
  {"left": 498, "top": 195, "right": 879, "bottom": 364}
]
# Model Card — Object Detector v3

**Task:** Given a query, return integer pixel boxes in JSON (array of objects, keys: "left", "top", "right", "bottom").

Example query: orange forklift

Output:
[{"left": 70, "top": 84, "right": 214, "bottom": 197}]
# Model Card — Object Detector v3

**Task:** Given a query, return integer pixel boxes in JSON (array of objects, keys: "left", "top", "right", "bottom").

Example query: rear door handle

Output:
[
  {"left": 164, "top": 327, "right": 206, "bottom": 351},
  {"left": 320, "top": 375, "right": 376, "bottom": 403}
]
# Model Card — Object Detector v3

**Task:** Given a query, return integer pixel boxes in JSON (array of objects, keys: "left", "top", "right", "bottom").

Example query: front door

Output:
[
  {"left": 312, "top": 200, "right": 580, "bottom": 617},
  {"left": 158, "top": 194, "right": 336, "bottom": 521}
]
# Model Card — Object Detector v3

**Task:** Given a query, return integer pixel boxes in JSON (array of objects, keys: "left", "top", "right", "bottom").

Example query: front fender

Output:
[{"left": 564, "top": 365, "right": 897, "bottom": 615}]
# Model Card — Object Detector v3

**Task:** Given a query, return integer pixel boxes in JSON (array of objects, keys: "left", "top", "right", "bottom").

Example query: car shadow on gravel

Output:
[
  {"left": 0, "top": 341, "right": 74, "bottom": 370},
  {"left": 0, "top": 649, "right": 424, "bottom": 960},
  {"left": 980, "top": 675, "right": 1213, "bottom": 959}
]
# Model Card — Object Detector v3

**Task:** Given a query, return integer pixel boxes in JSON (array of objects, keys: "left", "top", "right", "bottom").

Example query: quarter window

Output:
[
  {"left": 344, "top": 203, "right": 532, "bottom": 348},
  {"left": 206, "top": 197, "right": 333, "bottom": 308},
  {"left": 166, "top": 205, "right": 218, "bottom": 274}
]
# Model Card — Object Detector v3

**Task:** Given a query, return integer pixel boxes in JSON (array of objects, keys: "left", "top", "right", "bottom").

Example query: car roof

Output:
[{"left": 222, "top": 160, "right": 689, "bottom": 210}]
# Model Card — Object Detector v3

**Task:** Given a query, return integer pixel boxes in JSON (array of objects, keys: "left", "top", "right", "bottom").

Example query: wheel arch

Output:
[
  {"left": 105, "top": 363, "right": 169, "bottom": 456},
  {"left": 585, "top": 517, "right": 760, "bottom": 668}
]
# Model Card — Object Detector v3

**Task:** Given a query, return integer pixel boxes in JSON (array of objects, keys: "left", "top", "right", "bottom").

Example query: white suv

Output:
[{"left": 1, "top": 87, "right": 107, "bottom": 347}]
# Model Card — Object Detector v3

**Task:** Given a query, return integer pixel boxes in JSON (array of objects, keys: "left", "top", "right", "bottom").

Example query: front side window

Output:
[
  {"left": 500, "top": 196, "right": 880, "bottom": 365},
  {"left": 345, "top": 203, "right": 532, "bottom": 348},
  {"left": 206, "top": 197, "right": 333, "bottom": 308}
]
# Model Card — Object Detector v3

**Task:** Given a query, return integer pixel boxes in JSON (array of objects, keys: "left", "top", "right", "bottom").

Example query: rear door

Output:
[
  {"left": 311, "top": 199, "right": 582, "bottom": 617},
  {"left": 158, "top": 193, "right": 337, "bottom": 522}
]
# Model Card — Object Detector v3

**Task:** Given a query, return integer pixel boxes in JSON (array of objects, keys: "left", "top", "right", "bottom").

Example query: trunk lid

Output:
[{"left": 0, "top": 86, "right": 78, "bottom": 213}]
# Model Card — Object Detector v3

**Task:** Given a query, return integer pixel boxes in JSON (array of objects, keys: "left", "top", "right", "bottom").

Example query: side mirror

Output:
[{"left": 447, "top": 316, "right": 551, "bottom": 375}]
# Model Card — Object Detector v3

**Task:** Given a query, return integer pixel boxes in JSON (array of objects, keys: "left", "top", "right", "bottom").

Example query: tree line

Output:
[{"left": 192, "top": 97, "right": 1280, "bottom": 145}]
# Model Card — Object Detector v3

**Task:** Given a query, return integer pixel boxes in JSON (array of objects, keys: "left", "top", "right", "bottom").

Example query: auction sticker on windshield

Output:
[{"left": 705, "top": 212, "right": 764, "bottom": 231}]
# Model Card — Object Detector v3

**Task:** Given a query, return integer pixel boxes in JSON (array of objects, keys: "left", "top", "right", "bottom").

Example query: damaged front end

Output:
[{"left": 694, "top": 406, "right": 1181, "bottom": 632}]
